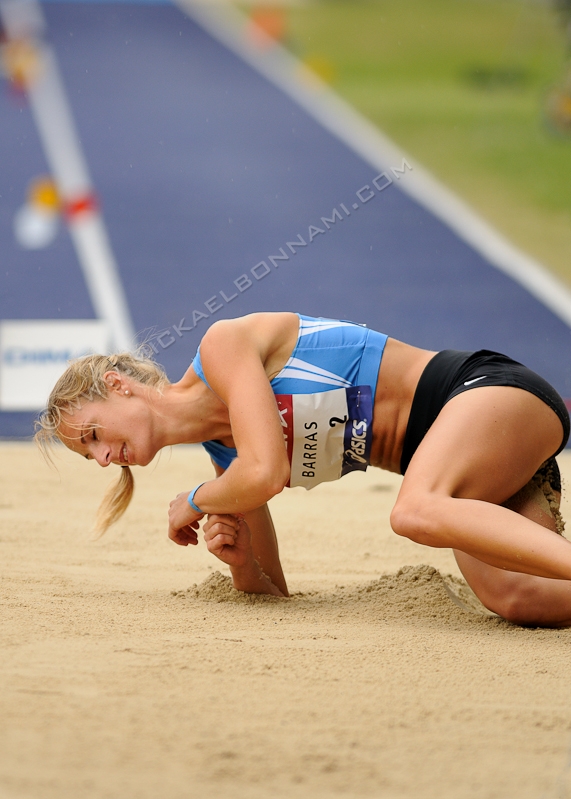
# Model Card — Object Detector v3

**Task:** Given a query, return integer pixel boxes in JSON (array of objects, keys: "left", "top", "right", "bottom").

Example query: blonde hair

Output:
[{"left": 35, "top": 351, "right": 169, "bottom": 536}]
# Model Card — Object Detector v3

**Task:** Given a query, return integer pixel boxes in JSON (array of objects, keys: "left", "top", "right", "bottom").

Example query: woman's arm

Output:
[
  {"left": 196, "top": 319, "right": 291, "bottom": 508},
  {"left": 242, "top": 503, "right": 288, "bottom": 596},
  {"left": 168, "top": 319, "right": 290, "bottom": 538},
  {"left": 205, "top": 460, "right": 289, "bottom": 596}
]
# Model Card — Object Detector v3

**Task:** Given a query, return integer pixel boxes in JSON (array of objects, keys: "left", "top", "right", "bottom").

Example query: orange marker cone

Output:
[
  {"left": 247, "top": 5, "right": 287, "bottom": 49},
  {"left": 0, "top": 37, "right": 42, "bottom": 92}
]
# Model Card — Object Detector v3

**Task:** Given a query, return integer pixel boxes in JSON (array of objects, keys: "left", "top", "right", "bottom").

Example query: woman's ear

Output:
[{"left": 103, "top": 370, "right": 124, "bottom": 393}]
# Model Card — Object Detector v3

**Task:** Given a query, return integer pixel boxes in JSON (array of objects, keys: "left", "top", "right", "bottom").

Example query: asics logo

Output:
[{"left": 464, "top": 376, "right": 487, "bottom": 386}]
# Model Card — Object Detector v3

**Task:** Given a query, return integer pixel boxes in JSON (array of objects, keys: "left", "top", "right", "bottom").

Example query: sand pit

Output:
[{"left": 2, "top": 442, "right": 571, "bottom": 799}]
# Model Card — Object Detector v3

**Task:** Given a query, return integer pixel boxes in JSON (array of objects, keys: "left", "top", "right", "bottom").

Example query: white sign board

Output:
[{"left": 0, "top": 320, "right": 109, "bottom": 411}]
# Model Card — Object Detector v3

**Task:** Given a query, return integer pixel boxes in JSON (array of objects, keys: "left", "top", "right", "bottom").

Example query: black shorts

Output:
[{"left": 400, "top": 350, "right": 570, "bottom": 479}]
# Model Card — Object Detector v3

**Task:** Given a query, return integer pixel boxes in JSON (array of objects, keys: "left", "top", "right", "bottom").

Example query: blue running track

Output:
[{"left": 1, "top": 0, "right": 571, "bottom": 437}]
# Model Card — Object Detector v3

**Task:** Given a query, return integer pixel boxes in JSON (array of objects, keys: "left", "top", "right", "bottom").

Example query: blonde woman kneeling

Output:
[{"left": 36, "top": 312, "right": 571, "bottom": 626}]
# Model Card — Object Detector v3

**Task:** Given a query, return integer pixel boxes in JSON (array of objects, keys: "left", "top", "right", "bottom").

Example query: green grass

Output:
[{"left": 245, "top": 1, "right": 571, "bottom": 282}]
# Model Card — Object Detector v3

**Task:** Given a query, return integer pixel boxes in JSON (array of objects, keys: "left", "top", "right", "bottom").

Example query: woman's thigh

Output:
[{"left": 399, "top": 385, "right": 564, "bottom": 504}]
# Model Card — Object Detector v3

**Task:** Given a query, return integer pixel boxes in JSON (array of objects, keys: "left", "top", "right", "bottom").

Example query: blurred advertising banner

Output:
[{"left": 0, "top": 319, "right": 108, "bottom": 411}]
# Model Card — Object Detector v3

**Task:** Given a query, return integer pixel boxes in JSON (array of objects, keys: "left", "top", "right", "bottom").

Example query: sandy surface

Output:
[{"left": 2, "top": 442, "right": 571, "bottom": 799}]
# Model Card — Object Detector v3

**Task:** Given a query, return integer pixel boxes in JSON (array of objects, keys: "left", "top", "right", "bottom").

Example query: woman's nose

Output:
[{"left": 94, "top": 444, "right": 111, "bottom": 467}]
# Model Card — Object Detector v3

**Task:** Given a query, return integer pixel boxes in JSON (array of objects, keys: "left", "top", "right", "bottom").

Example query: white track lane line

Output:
[{"left": 0, "top": 0, "right": 136, "bottom": 353}]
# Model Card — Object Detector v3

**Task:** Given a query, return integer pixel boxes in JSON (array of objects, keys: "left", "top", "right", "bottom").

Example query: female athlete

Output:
[{"left": 35, "top": 312, "right": 571, "bottom": 626}]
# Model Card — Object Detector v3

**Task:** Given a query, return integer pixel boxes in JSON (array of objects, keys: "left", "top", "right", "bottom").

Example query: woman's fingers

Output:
[
  {"left": 203, "top": 514, "right": 240, "bottom": 535},
  {"left": 203, "top": 521, "right": 238, "bottom": 543},
  {"left": 167, "top": 512, "right": 243, "bottom": 552},
  {"left": 206, "top": 532, "right": 237, "bottom": 555},
  {"left": 168, "top": 524, "right": 199, "bottom": 546},
  {"left": 203, "top": 515, "right": 244, "bottom": 560}
]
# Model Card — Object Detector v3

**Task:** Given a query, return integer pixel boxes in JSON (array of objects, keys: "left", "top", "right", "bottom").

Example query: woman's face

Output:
[{"left": 59, "top": 382, "right": 157, "bottom": 467}]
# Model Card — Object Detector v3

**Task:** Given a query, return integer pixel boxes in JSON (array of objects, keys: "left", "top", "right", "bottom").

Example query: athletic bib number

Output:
[{"left": 275, "top": 386, "right": 373, "bottom": 490}]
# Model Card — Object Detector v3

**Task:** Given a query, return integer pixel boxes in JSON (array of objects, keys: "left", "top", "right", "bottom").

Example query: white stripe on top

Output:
[
  {"left": 275, "top": 356, "right": 352, "bottom": 387},
  {"left": 298, "top": 320, "right": 354, "bottom": 337}
]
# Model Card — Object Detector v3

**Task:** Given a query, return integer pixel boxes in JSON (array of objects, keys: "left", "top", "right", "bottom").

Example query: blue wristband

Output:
[{"left": 187, "top": 483, "right": 205, "bottom": 514}]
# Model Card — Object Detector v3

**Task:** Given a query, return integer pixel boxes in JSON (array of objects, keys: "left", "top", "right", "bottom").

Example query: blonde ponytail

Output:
[{"left": 93, "top": 465, "right": 135, "bottom": 538}]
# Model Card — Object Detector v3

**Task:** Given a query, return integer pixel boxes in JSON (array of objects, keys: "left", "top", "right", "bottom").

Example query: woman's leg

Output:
[
  {"left": 454, "top": 552, "right": 571, "bottom": 627},
  {"left": 454, "top": 480, "right": 571, "bottom": 627},
  {"left": 390, "top": 385, "right": 571, "bottom": 584}
]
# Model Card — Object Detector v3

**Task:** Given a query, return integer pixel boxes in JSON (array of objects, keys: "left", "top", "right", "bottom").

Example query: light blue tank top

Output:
[{"left": 193, "top": 315, "right": 388, "bottom": 471}]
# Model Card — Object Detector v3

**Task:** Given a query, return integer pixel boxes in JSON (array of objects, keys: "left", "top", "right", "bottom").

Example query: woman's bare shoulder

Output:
[
  {"left": 177, "top": 313, "right": 298, "bottom": 389},
  {"left": 205, "top": 311, "right": 298, "bottom": 339},
  {"left": 202, "top": 312, "right": 299, "bottom": 360}
]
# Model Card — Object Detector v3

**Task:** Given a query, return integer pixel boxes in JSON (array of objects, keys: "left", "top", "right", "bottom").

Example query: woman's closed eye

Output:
[{"left": 82, "top": 427, "right": 98, "bottom": 459}]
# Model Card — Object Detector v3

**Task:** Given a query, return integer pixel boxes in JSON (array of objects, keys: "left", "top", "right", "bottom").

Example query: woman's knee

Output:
[{"left": 390, "top": 493, "right": 447, "bottom": 547}]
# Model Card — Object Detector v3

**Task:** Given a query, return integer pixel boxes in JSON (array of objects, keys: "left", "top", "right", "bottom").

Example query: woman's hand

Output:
[
  {"left": 202, "top": 513, "right": 253, "bottom": 568},
  {"left": 168, "top": 491, "right": 204, "bottom": 546},
  {"left": 203, "top": 512, "right": 286, "bottom": 597}
]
